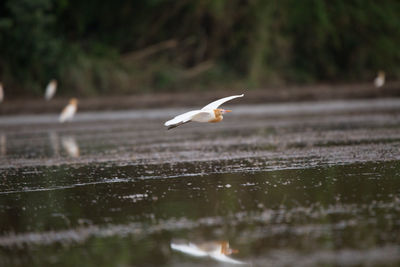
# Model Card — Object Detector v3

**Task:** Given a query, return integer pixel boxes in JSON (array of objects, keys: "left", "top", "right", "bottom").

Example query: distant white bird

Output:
[
  {"left": 45, "top": 79, "right": 57, "bottom": 100},
  {"left": 171, "top": 241, "right": 245, "bottom": 265},
  {"left": 0, "top": 82, "right": 4, "bottom": 103},
  {"left": 374, "top": 71, "right": 385, "bottom": 88},
  {"left": 165, "top": 94, "right": 244, "bottom": 129},
  {"left": 59, "top": 98, "right": 78, "bottom": 123}
]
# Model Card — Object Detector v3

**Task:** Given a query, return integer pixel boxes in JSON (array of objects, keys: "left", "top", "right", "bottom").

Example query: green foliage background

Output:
[{"left": 0, "top": 0, "right": 399, "bottom": 96}]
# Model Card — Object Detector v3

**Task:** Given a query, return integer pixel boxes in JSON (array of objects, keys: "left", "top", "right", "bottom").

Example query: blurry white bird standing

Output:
[
  {"left": 374, "top": 71, "right": 385, "bottom": 88},
  {"left": 165, "top": 94, "right": 244, "bottom": 129},
  {"left": 0, "top": 82, "right": 4, "bottom": 103},
  {"left": 45, "top": 79, "right": 57, "bottom": 100},
  {"left": 59, "top": 98, "right": 78, "bottom": 123}
]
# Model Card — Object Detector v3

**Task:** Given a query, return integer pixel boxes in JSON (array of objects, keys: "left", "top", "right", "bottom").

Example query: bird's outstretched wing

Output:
[
  {"left": 201, "top": 94, "right": 244, "bottom": 111},
  {"left": 170, "top": 243, "right": 208, "bottom": 257},
  {"left": 209, "top": 252, "right": 246, "bottom": 265},
  {"left": 164, "top": 110, "right": 200, "bottom": 126},
  {"left": 165, "top": 110, "right": 210, "bottom": 129}
]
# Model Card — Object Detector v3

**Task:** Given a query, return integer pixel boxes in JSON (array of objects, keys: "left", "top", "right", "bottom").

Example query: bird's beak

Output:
[
  {"left": 230, "top": 248, "right": 239, "bottom": 254},
  {"left": 224, "top": 109, "right": 232, "bottom": 113}
]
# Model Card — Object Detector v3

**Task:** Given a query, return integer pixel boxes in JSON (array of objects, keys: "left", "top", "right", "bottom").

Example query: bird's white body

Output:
[
  {"left": 0, "top": 83, "right": 4, "bottom": 103},
  {"left": 374, "top": 71, "right": 385, "bottom": 88},
  {"left": 45, "top": 80, "right": 57, "bottom": 100},
  {"left": 59, "top": 99, "right": 77, "bottom": 123},
  {"left": 167, "top": 110, "right": 215, "bottom": 125},
  {"left": 165, "top": 94, "right": 244, "bottom": 128}
]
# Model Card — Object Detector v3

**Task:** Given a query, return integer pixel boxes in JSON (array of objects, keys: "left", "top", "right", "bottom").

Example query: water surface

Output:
[{"left": 1, "top": 99, "right": 400, "bottom": 266}]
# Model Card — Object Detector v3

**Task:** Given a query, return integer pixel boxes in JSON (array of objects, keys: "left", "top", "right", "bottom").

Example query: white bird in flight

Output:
[
  {"left": 45, "top": 79, "right": 57, "bottom": 100},
  {"left": 164, "top": 94, "right": 244, "bottom": 129},
  {"left": 374, "top": 71, "right": 385, "bottom": 88},
  {"left": 59, "top": 98, "right": 78, "bottom": 123}
]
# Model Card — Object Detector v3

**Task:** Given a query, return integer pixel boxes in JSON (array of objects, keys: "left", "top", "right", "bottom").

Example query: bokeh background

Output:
[
  {"left": 1, "top": 0, "right": 399, "bottom": 98},
  {"left": 1, "top": 2, "right": 400, "bottom": 266}
]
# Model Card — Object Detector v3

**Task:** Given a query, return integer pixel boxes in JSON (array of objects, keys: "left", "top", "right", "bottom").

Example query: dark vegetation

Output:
[{"left": 0, "top": 0, "right": 399, "bottom": 97}]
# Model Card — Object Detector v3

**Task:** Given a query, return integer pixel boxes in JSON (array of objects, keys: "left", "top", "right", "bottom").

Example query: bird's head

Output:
[
  {"left": 378, "top": 70, "right": 385, "bottom": 78},
  {"left": 220, "top": 241, "right": 238, "bottom": 255},
  {"left": 69, "top": 98, "right": 78, "bottom": 106},
  {"left": 214, "top": 108, "right": 232, "bottom": 116}
]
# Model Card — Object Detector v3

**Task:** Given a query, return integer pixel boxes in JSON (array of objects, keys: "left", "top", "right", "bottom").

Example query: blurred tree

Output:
[
  {"left": 0, "top": 0, "right": 67, "bottom": 95},
  {"left": 0, "top": 0, "right": 399, "bottom": 96}
]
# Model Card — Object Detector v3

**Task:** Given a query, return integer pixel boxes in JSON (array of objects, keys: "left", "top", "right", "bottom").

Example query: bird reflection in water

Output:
[
  {"left": 171, "top": 240, "right": 246, "bottom": 265},
  {"left": 0, "top": 134, "right": 6, "bottom": 156},
  {"left": 61, "top": 136, "right": 80, "bottom": 158},
  {"left": 49, "top": 131, "right": 60, "bottom": 156}
]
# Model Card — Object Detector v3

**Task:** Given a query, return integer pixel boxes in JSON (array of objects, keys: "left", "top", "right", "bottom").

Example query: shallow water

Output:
[
  {"left": 1, "top": 161, "right": 400, "bottom": 266},
  {"left": 1, "top": 99, "right": 400, "bottom": 266}
]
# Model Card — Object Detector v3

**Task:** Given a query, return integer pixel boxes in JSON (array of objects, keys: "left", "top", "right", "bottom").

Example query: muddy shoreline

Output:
[{"left": 1, "top": 82, "right": 400, "bottom": 115}]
